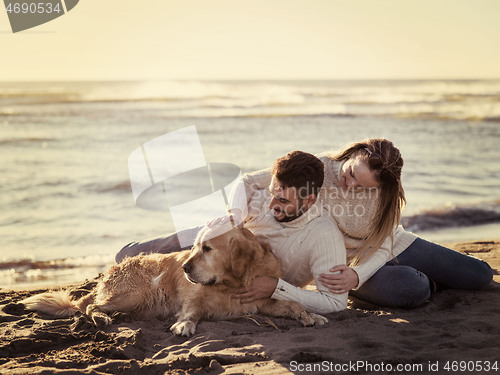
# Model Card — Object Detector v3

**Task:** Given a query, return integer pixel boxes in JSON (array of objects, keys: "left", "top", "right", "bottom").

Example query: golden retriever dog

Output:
[{"left": 22, "top": 226, "right": 327, "bottom": 336}]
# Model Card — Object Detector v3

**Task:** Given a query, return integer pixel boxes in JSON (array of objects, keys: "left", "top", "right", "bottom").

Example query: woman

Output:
[{"left": 242, "top": 139, "right": 493, "bottom": 308}]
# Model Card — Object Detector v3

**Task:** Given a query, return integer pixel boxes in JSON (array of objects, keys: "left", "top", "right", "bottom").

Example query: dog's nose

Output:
[{"left": 182, "top": 261, "right": 192, "bottom": 274}]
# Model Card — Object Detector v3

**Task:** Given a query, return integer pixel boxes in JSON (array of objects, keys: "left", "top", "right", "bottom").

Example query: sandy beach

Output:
[
  {"left": 3, "top": 0, "right": 500, "bottom": 372},
  {"left": 0, "top": 240, "right": 498, "bottom": 375}
]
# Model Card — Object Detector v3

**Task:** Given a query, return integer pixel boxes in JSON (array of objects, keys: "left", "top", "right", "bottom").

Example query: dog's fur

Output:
[{"left": 22, "top": 226, "right": 327, "bottom": 336}]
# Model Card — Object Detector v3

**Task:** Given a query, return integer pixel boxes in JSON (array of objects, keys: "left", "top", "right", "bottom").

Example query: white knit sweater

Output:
[
  {"left": 243, "top": 188, "right": 348, "bottom": 314},
  {"left": 241, "top": 155, "right": 418, "bottom": 288}
]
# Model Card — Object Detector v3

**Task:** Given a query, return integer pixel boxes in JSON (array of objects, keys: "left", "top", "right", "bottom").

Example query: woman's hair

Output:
[{"left": 329, "top": 138, "right": 406, "bottom": 265}]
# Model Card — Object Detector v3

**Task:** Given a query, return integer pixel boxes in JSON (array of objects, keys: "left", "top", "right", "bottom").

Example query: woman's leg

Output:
[
  {"left": 351, "top": 264, "right": 431, "bottom": 308},
  {"left": 115, "top": 226, "right": 203, "bottom": 263},
  {"left": 394, "top": 237, "right": 493, "bottom": 290}
]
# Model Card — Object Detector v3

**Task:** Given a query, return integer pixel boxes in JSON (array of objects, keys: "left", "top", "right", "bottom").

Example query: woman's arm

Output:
[
  {"left": 320, "top": 226, "right": 416, "bottom": 293},
  {"left": 350, "top": 235, "right": 394, "bottom": 287},
  {"left": 319, "top": 245, "right": 392, "bottom": 294}
]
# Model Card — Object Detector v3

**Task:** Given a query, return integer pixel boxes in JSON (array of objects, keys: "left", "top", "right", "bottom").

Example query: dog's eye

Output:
[{"left": 202, "top": 245, "right": 212, "bottom": 253}]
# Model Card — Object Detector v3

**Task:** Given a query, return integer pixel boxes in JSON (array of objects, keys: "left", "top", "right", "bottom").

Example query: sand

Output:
[{"left": 1, "top": 240, "right": 499, "bottom": 375}]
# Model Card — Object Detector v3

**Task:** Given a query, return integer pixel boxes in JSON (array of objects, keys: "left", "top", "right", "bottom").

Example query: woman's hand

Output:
[
  {"left": 319, "top": 265, "right": 359, "bottom": 294},
  {"left": 232, "top": 276, "right": 278, "bottom": 304}
]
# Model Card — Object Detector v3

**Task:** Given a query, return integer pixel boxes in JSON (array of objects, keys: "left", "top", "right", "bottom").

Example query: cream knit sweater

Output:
[
  {"left": 243, "top": 188, "right": 348, "bottom": 314},
  {"left": 241, "top": 155, "right": 417, "bottom": 288}
]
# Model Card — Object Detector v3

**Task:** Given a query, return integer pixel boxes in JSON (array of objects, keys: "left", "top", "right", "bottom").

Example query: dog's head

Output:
[{"left": 182, "top": 226, "right": 269, "bottom": 287}]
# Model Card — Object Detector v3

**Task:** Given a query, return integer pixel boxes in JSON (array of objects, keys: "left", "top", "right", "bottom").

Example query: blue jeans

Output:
[
  {"left": 115, "top": 226, "right": 203, "bottom": 263},
  {"left": 351, "top": 238, "right": 493, "bottom": 308}
]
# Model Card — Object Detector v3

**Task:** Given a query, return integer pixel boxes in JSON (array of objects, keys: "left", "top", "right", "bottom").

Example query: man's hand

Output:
[
  {"left": 232, "top": 276, "right": 278, "bottom": 304},
  {"left": 319, "top": 265, "right": 359, "bottom": 294},
  {"left": 207, "top": 209, "right": 243, "bottom": 228}
]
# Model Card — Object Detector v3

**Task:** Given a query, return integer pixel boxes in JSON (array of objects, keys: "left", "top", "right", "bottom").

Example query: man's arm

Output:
[
  {"left": 236, "top": 220, "right": 348, "bottom": 315},
  {"left": 230, "top": 169, "right": 272, "bottom": 204},
  {"left": 242, "top": 168, "right": 273, "bottom": 196},
  {"left": 228, "top": 168, "right": 273, "bottom": 223},
  {"left": 271, "top": 222, "right": 348, "bottom": 314}
]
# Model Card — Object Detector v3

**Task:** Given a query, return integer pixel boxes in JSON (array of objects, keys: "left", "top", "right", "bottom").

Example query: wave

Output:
[
  {"left": 4, "top": 92, "right": 498, "bottom": 106},
  {"left": 0, "top": 137, "right": 57, "bottom": 146},
  {"left": 402, "top": 203, "right": 500, "bottom": 232},
  {"left": 0, "top": 254, "right": 115, "bottom": 289},
  {"left": 85, "top": 180, "right": 132, "bottom": 194},
  {"left": 2, "top": 79, "right": 500, "bottom": 122},
  {"left": 163, "top": 112, "right": 355, "bottom": 120},
  {"left": 483, "top": 116, "right": 500, "bottom": 122},
  {"left": 0, "top": 254, "right": 114, "bottom": 270}
]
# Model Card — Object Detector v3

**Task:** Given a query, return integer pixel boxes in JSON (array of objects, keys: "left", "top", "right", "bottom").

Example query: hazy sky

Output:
[{"left": 1, "top": 0, "right": 499, "bottom": 80}]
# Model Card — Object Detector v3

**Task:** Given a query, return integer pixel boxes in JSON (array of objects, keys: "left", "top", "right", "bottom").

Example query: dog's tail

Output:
[{"left": 21, "top": 290, "right": 82, "bottom": 317}]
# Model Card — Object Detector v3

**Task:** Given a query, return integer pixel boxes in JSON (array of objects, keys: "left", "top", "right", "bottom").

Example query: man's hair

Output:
[{"left": 271, "top": 151, "right": 324, "bottom": 198}]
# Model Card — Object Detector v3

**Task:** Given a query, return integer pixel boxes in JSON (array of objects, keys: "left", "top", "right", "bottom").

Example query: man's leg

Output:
[{"left": 115, "top": 226, "right": 203, "bottom": 263}]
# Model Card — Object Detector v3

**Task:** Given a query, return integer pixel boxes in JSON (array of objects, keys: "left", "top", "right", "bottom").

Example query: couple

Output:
[{"left": 117, "top": 139, "right": 493, "bottom": 313}]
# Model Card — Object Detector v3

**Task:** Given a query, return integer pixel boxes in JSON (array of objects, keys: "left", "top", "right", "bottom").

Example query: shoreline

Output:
[
  {"left": 416, "top": 223, "right": 500, "bottom": 244},
  {"left": 1, "top": 239, "right": 499, "bottom": 374},
  {"left": 2, "top": 223, "right": 499, "bottom": 292}
]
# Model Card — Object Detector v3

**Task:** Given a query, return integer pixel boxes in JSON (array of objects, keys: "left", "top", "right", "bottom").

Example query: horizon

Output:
[{"left": 2, "top": 77, "right": 500, "bottom": 83}]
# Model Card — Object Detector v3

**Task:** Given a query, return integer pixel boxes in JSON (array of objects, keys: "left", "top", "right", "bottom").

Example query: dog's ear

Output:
[
  {"left": 260, "top": 241, "right": 272, "bottom": 254},
  {"left": 229, "top": 233, "right": 256, "bottom": 279}
]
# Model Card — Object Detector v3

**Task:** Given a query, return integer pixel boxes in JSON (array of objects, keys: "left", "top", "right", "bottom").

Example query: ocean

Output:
[{"left": 1, "top": 79, "right": 500, "bottom": 289}]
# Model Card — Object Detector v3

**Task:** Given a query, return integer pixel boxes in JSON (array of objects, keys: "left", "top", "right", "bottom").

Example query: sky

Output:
[{"left": 1, "top": 0, "right": 500, "bottom": 81}]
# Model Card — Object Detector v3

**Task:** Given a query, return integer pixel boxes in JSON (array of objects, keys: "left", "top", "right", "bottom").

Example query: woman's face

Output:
[{"left": 339, "top": 154, "right": 380, "bottom": 190}]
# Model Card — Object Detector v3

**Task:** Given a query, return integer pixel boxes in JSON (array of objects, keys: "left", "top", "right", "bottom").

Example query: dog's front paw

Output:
[
  {"left": 170, "top": 320, "right": 197, "bottom": 336},
  {"left": 299, "top": 311, "right": 328, "bottom": 327},
  {"left": 91, "top": 311, "right": 112, "bottom": 327}
]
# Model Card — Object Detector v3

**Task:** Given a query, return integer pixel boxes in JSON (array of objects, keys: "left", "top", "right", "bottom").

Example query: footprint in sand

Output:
[{"left": 290, "top": 335, "right": 315, "bottom": 343}]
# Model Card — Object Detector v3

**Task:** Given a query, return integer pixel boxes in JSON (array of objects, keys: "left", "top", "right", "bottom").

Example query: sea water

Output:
[{"left": 1, "top": 80, "right": 500, "bottom": 288}]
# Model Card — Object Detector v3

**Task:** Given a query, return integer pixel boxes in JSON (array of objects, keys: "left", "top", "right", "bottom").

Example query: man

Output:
[
  {"left": 116, "top": 151, "right": 347, "bottom": 314},
  {"left": 229, "top": 151, "right": 347, "bottom": 313}
]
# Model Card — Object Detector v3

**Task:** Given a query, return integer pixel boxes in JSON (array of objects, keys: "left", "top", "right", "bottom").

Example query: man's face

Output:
[{"left": 268, "top": 176, "right": 306, "bottom": 222}]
